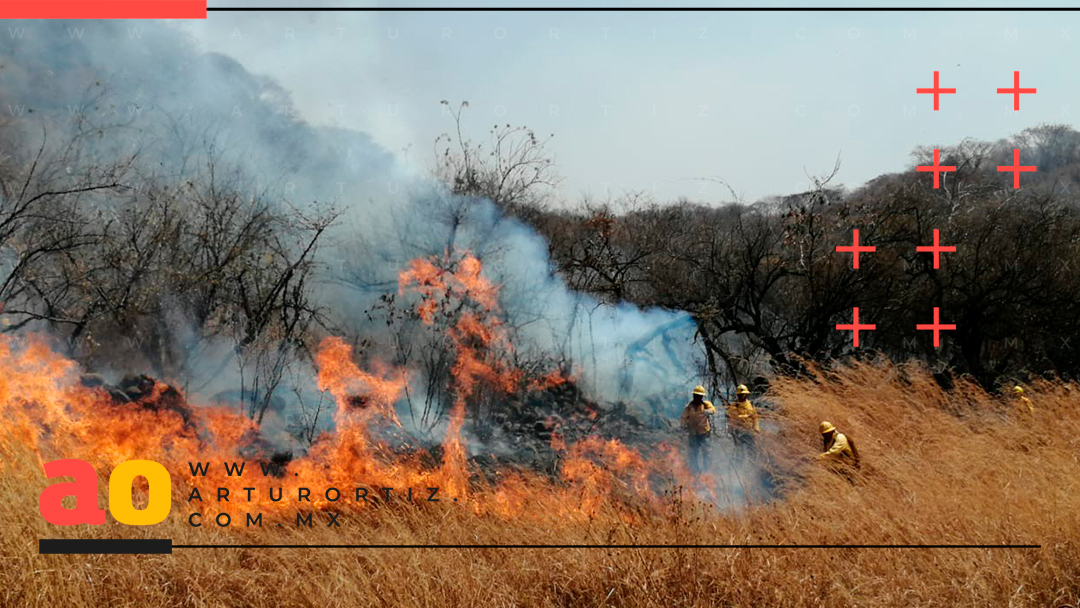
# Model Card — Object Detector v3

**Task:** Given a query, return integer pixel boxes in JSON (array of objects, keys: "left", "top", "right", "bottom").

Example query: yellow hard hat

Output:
[
  {"left": 736, "top": 384, "right": 750, "bottom": 396},
  {"left": 692, "top": 385, "right": 707, "bottom": 396},
  {"left": 819, "top": 421, "right": 836, "bottom": 434},
  {"left": 1013, "top": 385, "right": 1024, "bottom": 395}
]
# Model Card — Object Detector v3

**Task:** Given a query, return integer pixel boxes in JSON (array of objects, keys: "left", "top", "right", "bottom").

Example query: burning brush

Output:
[{"left": 0, "top": 252, "right": 711, "bottom": 526}]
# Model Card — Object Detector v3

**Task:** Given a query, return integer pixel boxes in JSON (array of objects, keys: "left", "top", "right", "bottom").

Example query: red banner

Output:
[{"left": 1, "top": 1, "right": 207, "bottom": 19}]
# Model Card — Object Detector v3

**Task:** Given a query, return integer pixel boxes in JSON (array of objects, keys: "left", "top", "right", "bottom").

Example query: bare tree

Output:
[{"left": 434, "top": 100, "right": 561, "bottom": 220}]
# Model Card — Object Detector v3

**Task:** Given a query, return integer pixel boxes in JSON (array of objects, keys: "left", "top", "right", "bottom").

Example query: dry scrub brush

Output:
[{"left": 2, "top": 358, "right": 1078, "bottom": 607}]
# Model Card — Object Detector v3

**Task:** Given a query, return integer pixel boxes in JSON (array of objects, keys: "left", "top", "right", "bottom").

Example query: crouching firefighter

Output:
[
  {"left": 681, "top": 385, "right": 716, "bottom": 474},
  {"left": 818, "top": 421, "right": 860, "bottom": 470},
  {"left": 1012, "top": 385, "right": 1035, "bottom": 415}
]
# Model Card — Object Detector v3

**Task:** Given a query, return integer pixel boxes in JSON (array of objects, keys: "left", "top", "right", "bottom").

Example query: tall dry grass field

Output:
[{"left": 2, "top": 359, "right": 1078, "bottom": 607}]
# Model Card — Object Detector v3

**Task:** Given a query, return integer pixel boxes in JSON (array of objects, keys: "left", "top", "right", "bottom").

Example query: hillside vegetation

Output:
[{"left": 4, "top": 358, "right": 1077, "bottom": 607}]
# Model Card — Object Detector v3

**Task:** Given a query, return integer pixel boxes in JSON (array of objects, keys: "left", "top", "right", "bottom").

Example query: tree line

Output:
[
  {"left": 2, "top": 96, "right": 1077, "bottom": 442},
  {"left": 438, "top": 109, "right": 1080, "bottom": 390}
]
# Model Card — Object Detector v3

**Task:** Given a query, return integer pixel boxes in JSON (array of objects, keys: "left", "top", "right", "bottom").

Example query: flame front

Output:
[{"left": 1, "top": 252, "right": 699, "bottom": 524}]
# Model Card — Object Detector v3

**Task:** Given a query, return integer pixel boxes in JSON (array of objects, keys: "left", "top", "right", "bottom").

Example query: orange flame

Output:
[{"left": 0, "top": 252, "right": 692, "bottom": 526}]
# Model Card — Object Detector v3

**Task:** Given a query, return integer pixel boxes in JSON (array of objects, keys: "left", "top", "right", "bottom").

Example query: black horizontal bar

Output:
[
  {"left": 173, "top": 543, "right": 1040, "bottom": 549},
  {"left": 39, "top": 538, "right": 172, "bottom": 555},
  {"left": 207, "top": 7, "right": 1080, "bottom": 12}
]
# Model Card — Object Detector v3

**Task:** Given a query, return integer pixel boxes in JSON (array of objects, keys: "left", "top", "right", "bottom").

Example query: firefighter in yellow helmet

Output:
[
  {"left": 818, "top": 421, "right": 860, "bottom": 468},
  {"left": 725, "top": 384, "right": 760, "bottom": 452},
  {"left": 681, "top": 385, "right": 716, "bottom": 474},
  {"left": 1012, "top": 385, "right": 1034, "bottom": 414}
]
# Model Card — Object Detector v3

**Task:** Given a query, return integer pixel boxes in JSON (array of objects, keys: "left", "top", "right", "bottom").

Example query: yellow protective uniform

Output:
[
  {"left": 681, "top": 400, "right": 716, "bottom": 435},
  {"left": 1016, "top": 395, "right": 1034, "bottom": 414},
  {"left": 819, "top": 431, "right": 856, "bottom": 462},
  {"left": 726, "top": 399, "right": 760, "bottom": 433}
]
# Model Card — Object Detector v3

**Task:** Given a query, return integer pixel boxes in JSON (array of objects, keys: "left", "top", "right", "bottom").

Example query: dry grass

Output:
[{"left": 3, "top": 359, "right": 1079, "bottom": 607}]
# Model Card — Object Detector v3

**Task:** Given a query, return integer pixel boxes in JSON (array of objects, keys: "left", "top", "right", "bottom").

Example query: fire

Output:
[
  {"left": 0, "top": 251, "right": 702, "bottom": 526},
  {"left": 315, "top": 336, "right": 407, "bottom": 426},
  {"left": 399, "top": 251, "right": 535, "bottom": 500}
]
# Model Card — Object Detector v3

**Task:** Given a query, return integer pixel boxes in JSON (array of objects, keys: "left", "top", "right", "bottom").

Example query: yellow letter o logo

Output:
[{"left": 108, "top": 460, "right": 171, "bottom": 525}]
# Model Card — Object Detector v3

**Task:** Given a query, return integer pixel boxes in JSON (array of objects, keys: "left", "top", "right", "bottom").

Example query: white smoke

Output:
[{"left": 0, "top": 19, "right": 704, "bottom": 427}]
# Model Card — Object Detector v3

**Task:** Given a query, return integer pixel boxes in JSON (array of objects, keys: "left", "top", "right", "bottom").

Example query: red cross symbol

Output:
[
  {"left": 836, "top": 307, "right": 875, "bottom": 348},
  {"left": 916, "top": 229, "right": 956, "bottom": 269},
  {"left": 916, "top": 307, "right": 956, "bottom": 348},
  {"left": 916, "top": 71, "right": 956, "bottom": 111},
  {"left": 997, "top": 71, "right": 1036, "bottom": 110},
  {"left": 996, "top": 148, "right": 1037, "bottom": 189},
  {"left": 836, "top": 229, "right": 876, "bottom": 269},
  {"left": 916, "top": 149, "right": 957, "bottom": 189}
]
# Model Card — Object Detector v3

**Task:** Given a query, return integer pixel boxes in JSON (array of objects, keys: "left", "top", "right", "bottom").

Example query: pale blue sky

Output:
[{"left": 185, "top": 2, "right": 1080, "bottom": 202}]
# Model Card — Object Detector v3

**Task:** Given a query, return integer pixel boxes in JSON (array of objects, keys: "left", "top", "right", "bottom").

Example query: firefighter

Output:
[
  {"left": 1013, "top": 385, "right": 1034, "bottom": 414},
  {"left": 726, "top": 384, "right": 760, "bottom": 452},
  {"left": 681, "top": 385, "right": 716, "bottom": 474},
  {"left": 818, "top": 420, "right": 860, "bottom": 468}
]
